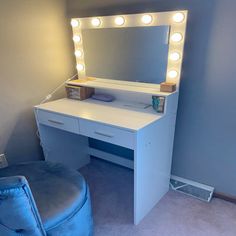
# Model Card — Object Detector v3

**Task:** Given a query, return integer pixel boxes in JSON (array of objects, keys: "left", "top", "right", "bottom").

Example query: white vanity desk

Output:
[
  {"left": 35, "top": 10, "right": 187, "bottom": 224},
  {"left": 35, "top": 90, "right": 177, "bottom": 225}
]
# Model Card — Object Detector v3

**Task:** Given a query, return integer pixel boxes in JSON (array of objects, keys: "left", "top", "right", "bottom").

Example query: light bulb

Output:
[
  {"left": 171, "top": 33, "right": 183, "bottom": 42},
  {"left": 91, "top": 18, "right": 101, "bottom": 27},
  {"left": 115, "top": 16, "right": 125, "bottom": 26},
  {"left": 168, "top": 70, "right": 178, "bottom": 79},
  {"left": 71, "top": 19, "right": 79, "bottom": 27},
  {"left": 173, "top": 12, "right": 185, "bottom": 23},
  {"left": 75, "top": 50, "right": 82, "bottom": 58},
  {"left": 169, "top": 52, "right": 181, "bottom": 61},
  {"left": 141, "top": 14, "right": 153, "bottom": 24},
  {"left": 76, "top": 64, "right": 84, "bottom": 71},
  {"left": 73, "top": 35, "right": 81, "bottom": 43}
]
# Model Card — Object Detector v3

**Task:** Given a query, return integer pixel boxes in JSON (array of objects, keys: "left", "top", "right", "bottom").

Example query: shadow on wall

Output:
[
  {"left": 4, "top": 109, "right": 44, "bottom": 165},
  {"left": 3, "top": 89, "right": 67, "bottom": 165},
  {"left": 0, "top": 0, "right": 75, "bottom": 165}
]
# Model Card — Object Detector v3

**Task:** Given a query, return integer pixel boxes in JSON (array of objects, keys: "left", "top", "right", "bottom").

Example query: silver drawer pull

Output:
[
  {"left": 48, "top": 119, "right": 64, "bottom": 125},
  {"left": 94, "top": 131, "right": 114, "bottom": 138}
]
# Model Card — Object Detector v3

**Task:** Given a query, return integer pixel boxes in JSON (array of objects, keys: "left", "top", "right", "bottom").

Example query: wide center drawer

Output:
[
  {"left": 80, "top": 119, "right": 135, "bottom": 149},
  {"left": 36, "top": 109, "right": 79, "bottom": 134}
]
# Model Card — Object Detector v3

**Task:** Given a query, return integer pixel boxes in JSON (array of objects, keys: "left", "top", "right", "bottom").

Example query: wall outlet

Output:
[{"left": 0, "top": 154, "right": 8, "bottom": 168}]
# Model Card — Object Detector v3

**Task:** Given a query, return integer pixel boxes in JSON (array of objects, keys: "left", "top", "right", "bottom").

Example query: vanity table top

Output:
[{"left": 35, "top": 98, "right": 163, "bottom": 132}]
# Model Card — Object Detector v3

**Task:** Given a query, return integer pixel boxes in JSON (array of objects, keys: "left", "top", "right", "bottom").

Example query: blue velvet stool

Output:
[{"left": 0, "top": 161, "right": 93, "bottom": 236}]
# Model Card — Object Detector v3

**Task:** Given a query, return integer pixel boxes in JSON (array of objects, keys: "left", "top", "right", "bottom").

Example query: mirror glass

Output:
[{"left": 82, "top": 26, "right": 170, "bottom": 84}]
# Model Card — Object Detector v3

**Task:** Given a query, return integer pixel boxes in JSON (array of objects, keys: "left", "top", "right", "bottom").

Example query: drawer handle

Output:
[
  {"left": 94, "top": 131, "right": 114, "bottom": 138},
  {"left": 48, "top": 119, "right": 64, "bottom": 125}
]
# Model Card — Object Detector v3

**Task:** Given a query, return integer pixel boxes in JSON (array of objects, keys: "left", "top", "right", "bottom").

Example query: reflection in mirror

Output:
[{"left": 82, "top": 26, "right": 170, "bottom": 84}]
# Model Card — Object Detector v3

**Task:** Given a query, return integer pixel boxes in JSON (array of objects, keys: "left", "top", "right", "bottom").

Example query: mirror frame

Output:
[{"left": 71, "top": 11, "right": 188, "bottom": 89}]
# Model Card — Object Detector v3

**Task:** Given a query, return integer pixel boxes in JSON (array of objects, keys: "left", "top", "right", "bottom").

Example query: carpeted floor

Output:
[{"left": 80, "top": 158, "right": 236, "bottom": 236}]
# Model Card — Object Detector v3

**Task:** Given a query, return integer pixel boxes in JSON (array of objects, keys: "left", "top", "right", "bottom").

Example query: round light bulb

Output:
[
  {"left": 169, "top": 52, "right": 181, "bottom": 61},
  {"left": 173, "top": 12, "right": 185, "bottom": 23},
  {"left": 168, "top": 70, "right": 178, "bottom": 79},
  {"left": 75, "top": 50, "right": 82, "bottom": 58},
  {"left": 141, "top": 14, "right": 153, "bottom": 24},
  {"left": 71, "top": 19, "right": 79, "bottom": 27},
  {"left": 76, "top": 64, "right": 84, "bottom": 71},
  {"left": 171, "top": 33, "right": 183, "bottom": 42},
  {"left": 73, "top": 35, "right": 81, "bottom": 43},
  {"left": 91, "top": 18, "right": 101, "bottom": 27},
  {"left": 115, "top": 16, "right": 125, "bottom": 26}
]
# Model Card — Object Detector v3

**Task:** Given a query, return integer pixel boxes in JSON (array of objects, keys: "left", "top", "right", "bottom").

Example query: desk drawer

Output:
[
  {"left": 36, "top": 109, "right": 79, "bottom": 134},
  {"left": 80, "top": 119, "right": 134, "bottom": 149}
]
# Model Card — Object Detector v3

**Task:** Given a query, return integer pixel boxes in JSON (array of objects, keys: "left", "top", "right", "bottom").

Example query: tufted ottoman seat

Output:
[{"left": 0, "top": 161, "right": 93, "bottom": 236}]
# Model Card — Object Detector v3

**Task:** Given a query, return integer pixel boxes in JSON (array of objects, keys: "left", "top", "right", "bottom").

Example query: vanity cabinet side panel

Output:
[
  {"left": 134, "top": 115, "right": 174, "bottom": 224},
  {"left": 164, "top": 92, "right": 179, "bottom": 116}
]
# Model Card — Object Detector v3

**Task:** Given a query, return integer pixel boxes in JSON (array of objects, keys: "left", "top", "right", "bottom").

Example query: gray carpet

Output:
[{"left": 80, "top": 158, "right": 236, "bottom": 236}]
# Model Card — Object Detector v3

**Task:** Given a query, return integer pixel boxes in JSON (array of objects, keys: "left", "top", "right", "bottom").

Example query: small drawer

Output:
[
  {"left": 80, "top": 119, "right": 134, "bottom": 149},
  {"left": 36, "top": 109, "right": 79, "bottom": 134}
]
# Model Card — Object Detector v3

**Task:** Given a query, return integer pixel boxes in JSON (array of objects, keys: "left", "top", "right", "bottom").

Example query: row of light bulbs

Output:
[
  {"left": 73, "top": 12, "right": 185, "bottom": 79},
  {"left": 71, "top": 12, "right": 185, "bottom": 28}
]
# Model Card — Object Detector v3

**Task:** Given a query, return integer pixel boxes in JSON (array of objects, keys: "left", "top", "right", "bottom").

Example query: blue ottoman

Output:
[{"left": 0, "top": 161, "right": 93, "bottom": 236}]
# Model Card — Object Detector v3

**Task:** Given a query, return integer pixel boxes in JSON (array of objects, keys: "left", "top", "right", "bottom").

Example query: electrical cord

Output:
[
  {"left": 39, "top": 73, "right": 78, "bottom": 104},
  {"left": 36, "top": 73, "right": 78, "bottom": 142}
]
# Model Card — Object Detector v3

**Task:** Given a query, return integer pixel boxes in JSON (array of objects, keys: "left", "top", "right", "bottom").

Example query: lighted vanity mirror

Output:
[
  {"left": 71, "top": 11, "right": 187, "bottom": 90},
  {"left": 82, "top": 26, "right": 169, "bottom": 84}
]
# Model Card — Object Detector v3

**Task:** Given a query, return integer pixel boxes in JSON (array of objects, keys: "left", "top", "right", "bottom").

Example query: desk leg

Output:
[
  {"left": 134, "top": 116, "right": 174, "bottom": 224},
  {"left": 38, "top": 124, "right": 90, "bottom": 169}
]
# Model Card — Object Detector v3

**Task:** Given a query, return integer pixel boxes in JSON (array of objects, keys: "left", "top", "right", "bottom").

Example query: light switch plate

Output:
[{"left": 0, "top": 154, "right": 8, "bottom": 168}]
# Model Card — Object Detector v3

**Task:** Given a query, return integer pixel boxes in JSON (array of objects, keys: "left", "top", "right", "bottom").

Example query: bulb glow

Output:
[
  {"left": 91, "top": 18, "right": 101, "bottom": 27},
  {"left": 171, "top": 33, "right": 183, "bottom": 42},
  {"left": 73, "top": 35, "right": 81, "bottom": 43},
  {"left": 115, "top": 16, "right": 125, "bottom": 26},
  {"left": 169, "top": 52, "right": 181, "bottom": 61},
  {"left": 71, "top": 19, "right": 79, "bottom": 27},
  {"left": 173, "top": 12, "right": 185, "bottom": 23},
  {"left": 76, "top": 64, "right": 84, "bottom": 71},
  {"left": 75, "top": 50, "right": 82, "bottom": 58},
  {"left": 141, "top": 14, "right": 153, "bottom": 24},
  {"left": 168, "top": 70, "right": 178, "bottom": 79}
]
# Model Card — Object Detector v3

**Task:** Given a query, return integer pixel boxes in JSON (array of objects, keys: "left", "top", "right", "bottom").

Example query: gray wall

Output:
[
  {"left": 67, "top": 0, "right": 236, "bottom": 196},
  {"left": 0, "top": 0, "right": 75, "bottom": 164}
]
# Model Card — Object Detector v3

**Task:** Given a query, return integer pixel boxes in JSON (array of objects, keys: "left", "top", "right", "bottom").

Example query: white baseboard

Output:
[{"left": 88, "top": 147, "right": 134, "bottom": 169}]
